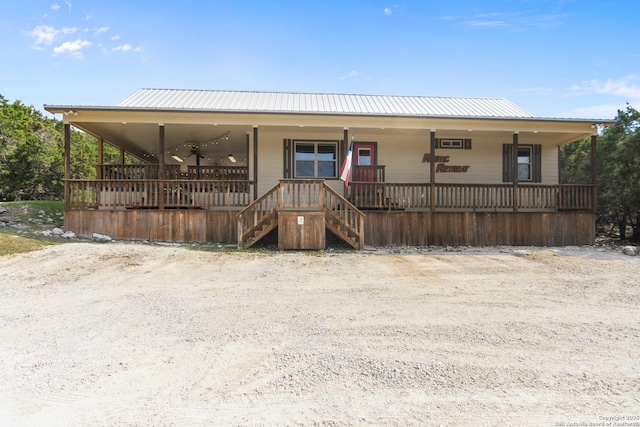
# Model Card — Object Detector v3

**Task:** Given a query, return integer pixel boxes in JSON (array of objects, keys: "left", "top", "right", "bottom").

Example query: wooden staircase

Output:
[
  {"left": 323, "top": 184, "right": 365, "bottom": 249},
  {"left": 237, "top": 179, "right": 365, "bottom": 249}
]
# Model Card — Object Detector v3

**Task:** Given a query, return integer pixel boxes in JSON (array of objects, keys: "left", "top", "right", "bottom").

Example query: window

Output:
[
  {"left": 435, "top": 138, "right": 472, "bottom": 149},
  {"left": 357, "top": 148, "right": 372, "bottom": 166},
  {"left": 294, "top": 141, "right": 338, "bottom": 178},
  {"left": 517, "top": 147, "right": 532, "bottom": 181},
  {"left": 502, "top": 144, "right": 541, "bottom": 182}
]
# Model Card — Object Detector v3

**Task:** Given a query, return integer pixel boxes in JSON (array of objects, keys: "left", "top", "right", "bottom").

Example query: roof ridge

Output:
[{"left": 136, "top": 88, "right": 511, "bottom": 102}]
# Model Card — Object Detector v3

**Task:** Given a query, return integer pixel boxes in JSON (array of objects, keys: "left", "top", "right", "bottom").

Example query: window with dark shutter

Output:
[{"left": 503, "top": 144, "right": 541, "bottom": 182}]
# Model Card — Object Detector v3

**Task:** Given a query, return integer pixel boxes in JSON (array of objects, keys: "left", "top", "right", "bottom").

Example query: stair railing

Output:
[
  {"left": 323, "top": 183, "right": 365, "bottom": 249},
  {"left": 237, "top": 179, "right": 365, "bottom": 249}
]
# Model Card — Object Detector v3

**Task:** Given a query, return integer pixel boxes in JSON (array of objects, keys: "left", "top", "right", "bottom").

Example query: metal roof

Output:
[{"left": 117, "top": 88, "right": 536, "bottom": 119}]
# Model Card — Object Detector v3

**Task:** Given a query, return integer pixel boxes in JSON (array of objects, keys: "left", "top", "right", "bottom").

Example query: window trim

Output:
[
  {"left": 357, "top": 147, "right": 372, "bottom": 166},
  {"left": 517, "top": 146, "right": 533, "bottom": 181},
  {"left": 293, "top": 140, "right": 339, "bottom": 179},
  {"left": 502, "top": 143, "right": 542, "bottom": 183},
  {"left": 435, "top": 138, "right": 472, "bottom": 149}
]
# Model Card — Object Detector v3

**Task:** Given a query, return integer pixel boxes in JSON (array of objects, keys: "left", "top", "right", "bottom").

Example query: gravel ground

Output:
[{"left": 0, "top": 242, "right": 639, "bottom": 426}]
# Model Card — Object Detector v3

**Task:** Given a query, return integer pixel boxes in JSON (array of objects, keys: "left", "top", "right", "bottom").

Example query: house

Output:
[{"left": 45, "top": 89, "right": 611, "bottom": 249}]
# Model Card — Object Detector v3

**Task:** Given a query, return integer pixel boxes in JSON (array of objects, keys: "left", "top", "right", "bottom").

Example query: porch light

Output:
[
  {"left": 172, "top": 155, "right": 184, "bottom": 163},
  {"left": 228, "top": 154, "right": 237, "bottom": 163}
]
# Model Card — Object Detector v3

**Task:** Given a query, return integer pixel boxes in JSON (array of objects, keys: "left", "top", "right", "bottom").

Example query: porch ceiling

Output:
[
  {"left": 53, "top": 108, "right": 598, "bottom": 167},
  {"left": 75, "top": 121, "right": 253, "bottom": 166}
]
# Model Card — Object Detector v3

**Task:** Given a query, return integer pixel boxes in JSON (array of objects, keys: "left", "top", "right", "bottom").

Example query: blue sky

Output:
[{"left": 1, "top": 0, "right": 638, "bottom": 119}]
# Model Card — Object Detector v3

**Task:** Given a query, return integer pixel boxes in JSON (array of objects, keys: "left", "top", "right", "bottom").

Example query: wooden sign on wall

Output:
[{"left": 422, "top": 153, "right": 470, "bottom": 173}]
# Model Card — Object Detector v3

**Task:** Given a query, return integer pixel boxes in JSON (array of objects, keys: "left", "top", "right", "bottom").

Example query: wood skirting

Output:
[
  {"left": 363, "top": 211, "right": 596, "bottom": 246},
  {"left": 65, "top": 209, "right": 239, "bottom": 243},
  {"left": 64, "top": 209, "right": 596, "bottom": 247}
]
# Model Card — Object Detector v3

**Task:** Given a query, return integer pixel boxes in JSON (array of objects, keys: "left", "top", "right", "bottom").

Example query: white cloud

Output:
[
  {"left": 94, "top": 26, "right": 110, "bottom": 35},
  {"left": 112, "top": 44, "right": 140, "bottom": 52},
  {"left": 27, "top": 2, "right": 141, "bottom": 59},
  {"left": 384, "top": 7, "right": 393, "bottom": 15},
  {"left": 559, "top": 104, "right": 624, "bottom": 120},
  {"left": 572, "top": 76, "right": 640, "bottom": 100},
  {"left": 53, "top": 39, "right": 92, "bottom": 58},
  {"left": 340, "top": 70, "right": 359, "bottom": 80},
  {"left": 443, "top": 11, "right": 564, "bottom": 31},
  {"left": 26, "top": 25, "right": 78, "bottom": 46},
  {"left": 465, "top": 19, "right": 509, "bottom": 29}
]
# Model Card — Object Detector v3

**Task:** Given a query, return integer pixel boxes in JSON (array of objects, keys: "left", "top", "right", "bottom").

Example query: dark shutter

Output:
[
  {"left": 283, "top": 139, "right": 292, "bottom": 178},
  {"left": 532, "top": 144, "right": 542, "bottom": 182},
  {"left": 502, "top": 144, "right": 513, "bottom": 182},
  {"left": 464, "top": 138, "right": 472, "bottom": 149}
]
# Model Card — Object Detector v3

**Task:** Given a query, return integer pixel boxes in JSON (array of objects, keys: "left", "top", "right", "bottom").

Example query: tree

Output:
[
  {"left": 0, "top": 97, "right": 63, "bottom": 200},
  {"left": 601, "top": 106, "right": 640, "bottom": 241},
  {"left": 561, "top": 105, "right": 640, "bottom": 241},
  {"left": 0, "top": 94, "right": 121, "bottom": 201}
]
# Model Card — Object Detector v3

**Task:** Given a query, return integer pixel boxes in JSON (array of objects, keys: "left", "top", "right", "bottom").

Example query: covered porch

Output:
[{"left": 47, "top": 89, "right": 606, "bottom": 247}]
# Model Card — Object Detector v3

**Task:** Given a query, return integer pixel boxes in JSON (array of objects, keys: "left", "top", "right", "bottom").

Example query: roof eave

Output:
[{"left": 44, "top": 104, "right": 613, "bottom": 126}]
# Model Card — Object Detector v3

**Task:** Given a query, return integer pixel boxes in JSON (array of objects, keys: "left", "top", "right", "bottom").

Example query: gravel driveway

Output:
[{"left": 1, "top": 243, "right": 639, "bottom": 426}]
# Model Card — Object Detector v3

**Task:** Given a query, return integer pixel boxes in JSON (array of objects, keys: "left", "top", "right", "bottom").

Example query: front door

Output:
[{"left": 353, "top": 142, "right": 377, "bottom": 182}]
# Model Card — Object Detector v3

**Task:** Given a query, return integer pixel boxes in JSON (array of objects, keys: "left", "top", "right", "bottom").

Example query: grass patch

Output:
[
  {"left": 0, "top": 233, "right": 57, "bottom": 256},
  {"left": 0, "top": 200, "right": 65, "bottom": 246},
  {"left": 0, "top": 200, "right": 64, "bottom": 222}
]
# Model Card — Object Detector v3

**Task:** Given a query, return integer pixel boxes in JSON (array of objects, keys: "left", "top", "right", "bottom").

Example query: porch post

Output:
[
  {"left": 512, "top": 132, "right": 519, "bottom": 213},
  {"left": 119, "top": 148, "right": 125, "bottom": 164},
  {"left": 253, "top": 126, "right": 258, "bottom": 200},
  {"left": 430, "top": 130, "right": 436, "bottom": 212},
  {"left": 591, "top": 134, "right": 598, "bottom": 214},
  {"left": 64, "top": 124, "right": 71, "bottom": 209},
  {"left": 97, "top": 137, "right": 104, "bottom": 179},
  {"left": 158, "top": 124, "right": 165, "bottom": 177},
  {"left": 343, "top": 128, "right": 349, "bottom": 198},
  {"left": 158, "top": 124, "right": 165, "bottom": 210}
]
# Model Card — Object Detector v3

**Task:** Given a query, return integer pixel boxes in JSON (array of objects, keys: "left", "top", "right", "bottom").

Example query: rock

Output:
[
  {"left": 61, "top": 231, "right": 76, "bottom": 239},
  {"left": 40, "top": 230, "right": 53, "bottom": 237},
  {"left": 622, "top": 246, "right": 638, "bottom": 256},
  {"left": 0, "top": 207, "right": 6, "bottom": 214},
  {"left": 92, "top": 233, "right": 112, "bottom": 243},
  {"left": 52, "top": 227, "right": 64, "bottom": 236}
]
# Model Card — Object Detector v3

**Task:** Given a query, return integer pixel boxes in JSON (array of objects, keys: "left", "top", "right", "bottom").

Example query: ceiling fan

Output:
[
  {"left": 187, "top": 145, "right": 205, "bottom": 159},
  {"left": 187, "top": 145, "right": 205, "bottom": 166}
]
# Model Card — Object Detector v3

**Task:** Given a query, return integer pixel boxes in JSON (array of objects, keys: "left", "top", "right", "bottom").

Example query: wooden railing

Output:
[
  {"left": 67, "top": 177, "right": 595, "bottom": 213},
  {"left": 323, "top": 184, "right": 365, "bottom": 249},
  {"left": 349, "top": 182, "right": 595, "bottom": 211},
  {"left": 353, "top": 165, "right": 385, "bottom": 183},
  {"left": 279, "top": 179, "right": 324, "bottom": 210},
  {"left": 187, "top": 165, "right": 248, "bottom": 180},
  {"left": 237, "top": 179, "right": 365, "bottom": 249},
  {"left": 236, "top": 182, "right": 281, "bottom": 246},
  {"left": 96, "top": 164, "right": 181, "bottom": 180},
  {"left": 66, "top": 179, "right": 255, "bottom": 210}
]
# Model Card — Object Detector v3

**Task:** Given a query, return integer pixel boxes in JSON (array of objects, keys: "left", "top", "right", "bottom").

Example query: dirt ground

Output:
[{"left": 0, "top": 242, "right": 639, "bottom": 426}]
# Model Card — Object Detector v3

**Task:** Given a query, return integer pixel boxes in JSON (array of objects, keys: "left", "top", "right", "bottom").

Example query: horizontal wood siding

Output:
[
  {"left": 364, "top": 211, "right": 595, "bottom": 246},
  {"left": 65, "top": 210, "right": 238, "bottom": 243}
]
